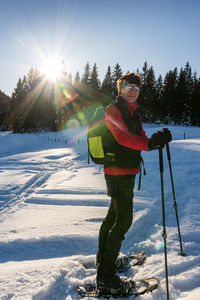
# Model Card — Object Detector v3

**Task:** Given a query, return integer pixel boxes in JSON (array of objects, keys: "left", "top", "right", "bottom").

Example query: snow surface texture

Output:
[{"left": 0, "top": 125, "right": 199, "bottom": 300}]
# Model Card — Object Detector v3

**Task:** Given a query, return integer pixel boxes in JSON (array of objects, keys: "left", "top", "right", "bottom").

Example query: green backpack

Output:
[
  {"left": 87, "top": 105, "right": 146, "bottom": 191},
  {"left": 87, "top": 105, "right": 115, "bottom": 165}
]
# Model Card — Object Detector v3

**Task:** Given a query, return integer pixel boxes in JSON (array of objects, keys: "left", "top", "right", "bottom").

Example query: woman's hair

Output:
[{"left": 117, "top": 72, "right": 142, "bottom": 93}]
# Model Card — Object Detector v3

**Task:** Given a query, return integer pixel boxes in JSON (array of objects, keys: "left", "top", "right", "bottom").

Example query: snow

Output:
[{"left": 0, "top": 125, "right": 199, "bottom": 299}]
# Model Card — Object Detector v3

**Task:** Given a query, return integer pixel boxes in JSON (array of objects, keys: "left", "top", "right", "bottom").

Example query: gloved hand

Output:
[{"left": 148, "top": 128, "right": 172, "bottom": 150}]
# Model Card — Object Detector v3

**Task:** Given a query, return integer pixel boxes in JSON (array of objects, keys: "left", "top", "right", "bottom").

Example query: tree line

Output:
[{"left": 0, "top": 61, "right": 199, "bottom": 133}]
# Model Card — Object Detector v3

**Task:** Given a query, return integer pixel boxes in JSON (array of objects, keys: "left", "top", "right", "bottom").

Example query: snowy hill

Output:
[{"left": 0, "top": 125, "right": 200, "bottom": 300}]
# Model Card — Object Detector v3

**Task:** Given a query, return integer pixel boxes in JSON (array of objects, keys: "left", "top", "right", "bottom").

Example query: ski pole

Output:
[
  {"left": 159, "top": 146, "right": 170, "bottom": 300},
  {"left": 166, "top": 143, "right": 186, "bottom": 256}
]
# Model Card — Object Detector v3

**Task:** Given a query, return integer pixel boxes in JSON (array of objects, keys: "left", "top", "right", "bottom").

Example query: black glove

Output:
[{"left": 148, "top": 128, "right": 172, "bottom": 150}]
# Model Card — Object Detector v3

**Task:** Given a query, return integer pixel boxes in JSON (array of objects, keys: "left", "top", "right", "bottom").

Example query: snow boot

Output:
[{"left": 97, "top": 274, "right": 125, "bottom": 295}]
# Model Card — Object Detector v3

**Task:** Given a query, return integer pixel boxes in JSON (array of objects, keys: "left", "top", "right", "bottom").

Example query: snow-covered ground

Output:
[{"left": 0, "top": 125, "right": 199, "bottom": 300}]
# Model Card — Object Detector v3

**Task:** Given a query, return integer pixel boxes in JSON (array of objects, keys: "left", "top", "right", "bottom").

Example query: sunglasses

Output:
[{"left": 123, "top": 85, "right": 140, "bottom": 92}]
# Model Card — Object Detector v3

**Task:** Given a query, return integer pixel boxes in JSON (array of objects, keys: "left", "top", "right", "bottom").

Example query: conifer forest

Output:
[{"left": 0, "top": 61, "right": 199, "bottom": 133}]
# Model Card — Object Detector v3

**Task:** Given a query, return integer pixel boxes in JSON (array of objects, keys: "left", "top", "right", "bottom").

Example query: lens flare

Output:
[
  {"left": 154, "top": 239, "right": 165, "bottom": 250},
  {"left": 63, "top": 93, "right": 79, "bottom": 104},
  {"left": 62, "top": 103, "right": 101, "bottom": 144},
  {"left": 66, "top": 119, "right": 80, "bottom": 129}
]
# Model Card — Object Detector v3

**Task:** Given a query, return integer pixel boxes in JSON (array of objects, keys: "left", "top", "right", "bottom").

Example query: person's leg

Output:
[
  {"left": 97, "top": 174, "right": 136, "bottom": 286},
  {"left": 96, "top": 173, "right": 122, "bottom": 267},
  {"left": 96, "top": 202, "right": 116, "bottom": 267}
]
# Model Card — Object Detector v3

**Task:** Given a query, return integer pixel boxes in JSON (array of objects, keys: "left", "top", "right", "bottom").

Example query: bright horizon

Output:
[{"left": 0, "top": 0, "right": 200, "bottom": 96}]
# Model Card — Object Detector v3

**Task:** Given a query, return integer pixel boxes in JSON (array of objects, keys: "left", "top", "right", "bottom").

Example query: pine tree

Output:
[
  {"left": 175, "top": 65, "right": 191, "bottom": 125},
  {"left": 9, "top": 77, "right": 28, "bottom": 132},
  {"left": 74, "top": 71, "right": 80, "bottom": 85},
  {"left": 0, "top": 90, "right": 11, "bottom": 130},
  {"left": 23, "top": 67, "right": 46, "bottom": 132},
  {"left": 154, "top": 74, "right": 163, "bottom": 123},
  {"left": 89, "top": 63, "right": 100, "bottom": 89},
  {"left": 155, "top": 74, "right": 163, "bottom": 100},
  {"left": 101, "top": 66, "right": 112, "bottom": 91},
  {"left": 190, "top": 75, "right": 200, "bottom": 126},
  {"left": 146, "top": 66, "right": 157, "bottom": 122},
  {"left": 161, "top": 68, "right": 178, "bottom": 124},
  {"left": 81, "top": 62, "right": 90, "bottom": 86},
  {"left": 101, "top": 65, "right": 113, "bottom": 106},
  {"left": 139, "top": 63, "right": 157, "bottom": 122},
  {"left": 141, "top": 61, "right": 148, "bottom": 86},
  {"left": 138, "top": 61, "right": 148, "bottom": 120},
  {"left": 27, "top": 66, "right": 42, "bottom": 91},
  {"left": 112, "top": 63, "right": 123, "bottom": 97},
  {"left": 183, "top": 62, "right": 193, "bottom": 124}
]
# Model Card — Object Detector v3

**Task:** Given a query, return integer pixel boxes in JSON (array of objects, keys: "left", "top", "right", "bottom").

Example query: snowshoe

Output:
[
  {"left": 77, "top": 276, "right": 159, "bottom": 297},
  {"left": 116, "top": 251, "right": 146, "bottom": 272},
  {"left": 82, "top": 251, "right": 146, "bottom": 271}
]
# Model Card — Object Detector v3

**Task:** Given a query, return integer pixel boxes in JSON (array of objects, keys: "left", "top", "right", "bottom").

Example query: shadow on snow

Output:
[{"left": 0, "top": 235, "right": 97, "bottom": 263}]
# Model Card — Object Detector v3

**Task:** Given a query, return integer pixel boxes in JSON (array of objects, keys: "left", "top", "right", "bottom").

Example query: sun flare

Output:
[{"left": 40, "top": 56, "right": 65, "bottom": 81}]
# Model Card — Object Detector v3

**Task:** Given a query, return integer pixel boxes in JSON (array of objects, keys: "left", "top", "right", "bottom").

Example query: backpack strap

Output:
[{"left": 138, "top": 157, "right": 146, "bottom": 191}]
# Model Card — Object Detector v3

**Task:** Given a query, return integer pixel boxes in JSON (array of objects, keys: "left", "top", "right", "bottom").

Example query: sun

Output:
[{"left": 40, "top": 56, "right": 65, "bottom": 81}]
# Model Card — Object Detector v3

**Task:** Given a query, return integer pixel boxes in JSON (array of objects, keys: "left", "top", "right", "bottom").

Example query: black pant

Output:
[{"left": 97, "top": 174, "right": 136, "bottom": 280}]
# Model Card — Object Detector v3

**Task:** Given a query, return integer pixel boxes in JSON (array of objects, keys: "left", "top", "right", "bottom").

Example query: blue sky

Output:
[{"left": 0, "top": 0, "right": 200, "bottom": 96}]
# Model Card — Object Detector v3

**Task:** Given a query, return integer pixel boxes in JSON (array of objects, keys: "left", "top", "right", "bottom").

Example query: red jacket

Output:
[{"left": 104, "top": 101, "right": 150, "bottom": 175}]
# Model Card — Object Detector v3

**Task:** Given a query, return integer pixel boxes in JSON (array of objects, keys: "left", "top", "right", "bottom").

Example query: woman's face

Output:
[{"left": 120, "top": 84, "right": 140, "bottom": 103}]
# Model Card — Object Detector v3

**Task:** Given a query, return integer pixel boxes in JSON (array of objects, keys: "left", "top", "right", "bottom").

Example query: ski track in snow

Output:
[{"left": 0, "top": 126, "right": 200, "bottom": 299}]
